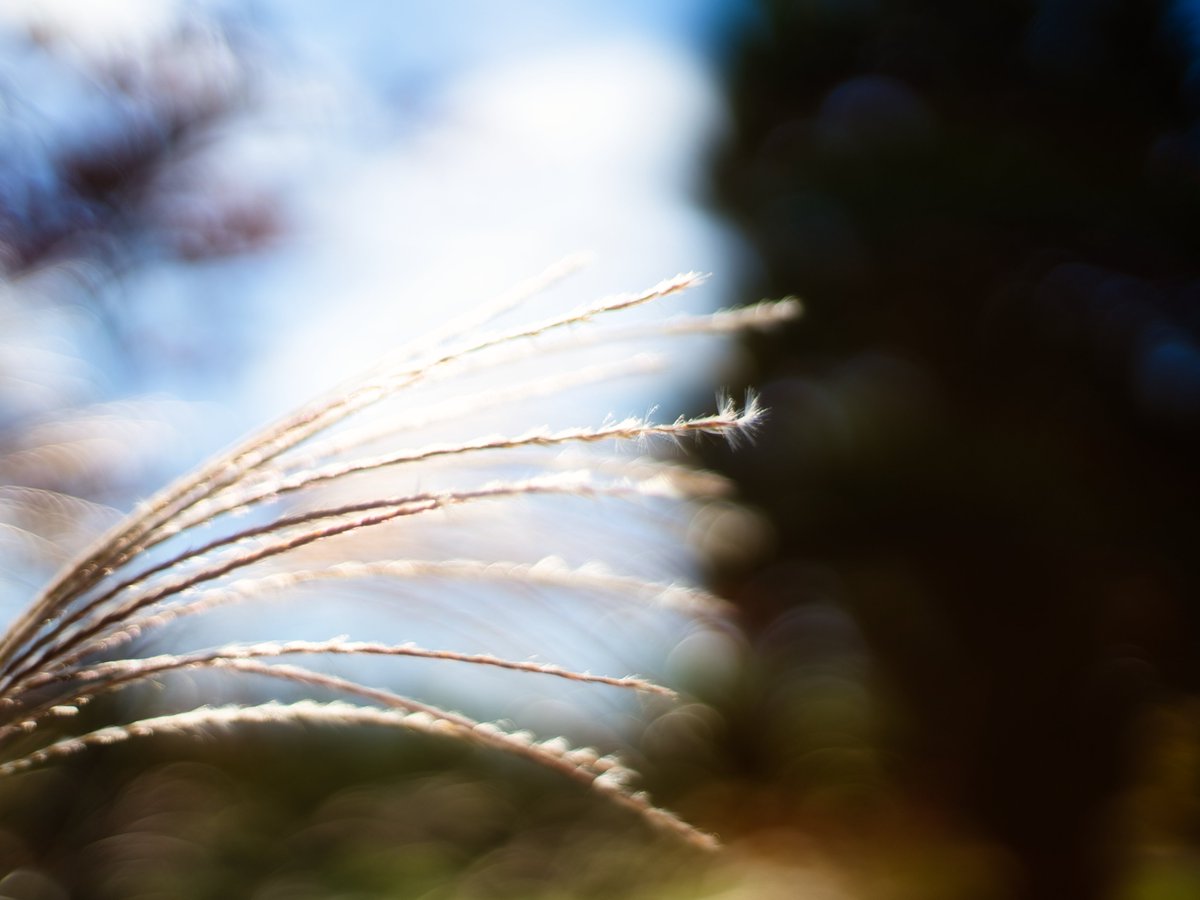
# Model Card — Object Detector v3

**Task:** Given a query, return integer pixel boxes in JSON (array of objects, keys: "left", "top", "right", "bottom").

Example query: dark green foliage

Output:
[{"left": 707, "top": 2, "right": 1200, "bottom": 898}]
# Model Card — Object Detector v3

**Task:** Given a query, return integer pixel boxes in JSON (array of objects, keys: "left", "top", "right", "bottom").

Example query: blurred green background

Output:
[{"left": 699, "top": 2, "right": 1200, "bottom": 898}]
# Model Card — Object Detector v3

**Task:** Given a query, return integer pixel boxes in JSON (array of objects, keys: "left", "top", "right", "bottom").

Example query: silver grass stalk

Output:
[{"left": 0, "top": 269, "right": 799, "bottom": 850}]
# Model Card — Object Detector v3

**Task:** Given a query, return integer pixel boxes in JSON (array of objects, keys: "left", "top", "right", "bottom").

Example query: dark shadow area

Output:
[{"left": 703, "top": 2, "right": 1200, "bottom": 898}]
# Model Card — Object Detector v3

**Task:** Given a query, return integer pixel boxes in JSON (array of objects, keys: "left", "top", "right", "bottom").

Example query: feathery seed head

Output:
[{"left": 0, "top": 269, "right": 796, "bottom": 850}]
